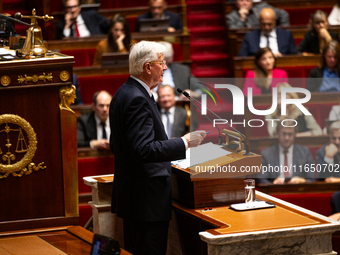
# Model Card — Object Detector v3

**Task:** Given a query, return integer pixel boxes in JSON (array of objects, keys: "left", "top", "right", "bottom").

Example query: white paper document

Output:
[{"left": 172, "top": 142, "right": 231, "bottom": 169}]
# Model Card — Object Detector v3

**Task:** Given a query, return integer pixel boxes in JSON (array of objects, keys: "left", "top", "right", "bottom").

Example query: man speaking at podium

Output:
[{"left": 109, "top": 41, "right": 206, "bottom": 255}]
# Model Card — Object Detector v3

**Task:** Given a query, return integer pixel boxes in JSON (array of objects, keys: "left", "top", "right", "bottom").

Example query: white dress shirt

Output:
[
  {"left": 63, "top": 14, "right": 91, "bottom": 38},
  {"left": 160, "top": 106, "right": 175, "bottom": 137},
  {"left": 260, "top": 29, "right": 279, "bottom": 54}
]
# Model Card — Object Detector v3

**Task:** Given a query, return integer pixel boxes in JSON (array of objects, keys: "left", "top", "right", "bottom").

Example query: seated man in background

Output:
[
  {"left": 135, "top": 0, "right": 182, "bottom": 32},
  {"left": 156, "top": 41, "right": 202, "bottom": 98},
  {"left": 226, "top": 0, "right": 289, "bottom": 29},
  {"left": 258, "top": 121, "right": 316, "bottom": 184},
  {"left": 57, "top": 0, "right": 110, "bottom": 39},
  {"left": 238, "top": 8, "right": 295, "bottom": 57},
  {"left": 157, "top": 85, "right": 189, "bottom": 138},
  {"left": 77, "top": 90, "right": 112, "bottom": 149},
  {"left": 317, "top": 120, "right": 340, "bottom": 182}
]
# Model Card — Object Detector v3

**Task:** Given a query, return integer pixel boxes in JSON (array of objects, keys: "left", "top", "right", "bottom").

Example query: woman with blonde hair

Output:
[
  {"left": 266, "top": 83, "right": 322, "bottom": 137},
  {"left": 307, "top": 40, "right": 340, "bottom": 92},
  {"left": 296, "top": 10, "right": 339, "bottom": 55}
]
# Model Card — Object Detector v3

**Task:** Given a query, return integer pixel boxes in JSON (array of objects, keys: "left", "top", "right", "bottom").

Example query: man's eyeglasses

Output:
[
  {"left": 66, "top": 5, "right": 79, "bottom": 10},
  {"left": 149, "top": 60, "right": 167, "bottom": 67}
]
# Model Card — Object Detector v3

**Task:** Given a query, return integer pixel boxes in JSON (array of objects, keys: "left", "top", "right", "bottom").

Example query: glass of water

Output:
[{"left": 244, "top": 179, "right": 256, "bottom": 204}]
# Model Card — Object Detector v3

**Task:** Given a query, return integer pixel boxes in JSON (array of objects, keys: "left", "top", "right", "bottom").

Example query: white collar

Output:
[{"left": 130, "top": 75, "right": 153, "bottom": 97}]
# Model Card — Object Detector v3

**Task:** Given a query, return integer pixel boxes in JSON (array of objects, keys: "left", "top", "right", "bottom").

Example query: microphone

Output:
[
  {"left": 0, "top": 13, "right": 30, "bottom": 27},
  {"left": 177, "top": 88, "right": 253, "bottom": 155},
  {"left": 177, "top": 88, "right": 223, "bottom": 145}
]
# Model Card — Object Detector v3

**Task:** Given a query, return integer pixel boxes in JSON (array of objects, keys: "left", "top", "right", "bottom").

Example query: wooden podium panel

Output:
[
  {"left": 0, "top": 53, "right": 78, "bottom": 231},
  {"left": 172, "top": 150, "right": 262, "bottom": 208}
]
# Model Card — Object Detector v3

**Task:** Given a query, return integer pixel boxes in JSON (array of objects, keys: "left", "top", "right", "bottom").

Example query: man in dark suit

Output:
[
  {"left": 57, "top": 0, "right": 110, "bottom": 39},
  {"left": 157, "top": 85, "right": 188, "bottom": 138},
  {"left": 258, "top": 121, "right": 316, "bottom": 184},
  {"left": 238, "top": 7, "right": 295, "bottom": 57},
  {"left": 135, "top": 0, "right": 182, "bottom": 32},
  {"left": 317, "top": 120, "right": 340, "bottom": 182},
  {"left": 109, "top": 41, "right": 206, "bottom": 255},
  {"left": 77, "top": 90, "right": 112, "bottom": 149}
]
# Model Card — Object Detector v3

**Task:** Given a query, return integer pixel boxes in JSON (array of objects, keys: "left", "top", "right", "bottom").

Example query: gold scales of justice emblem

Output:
[{"left": 0, "top": 114, "right": 45, "bottom": 179}]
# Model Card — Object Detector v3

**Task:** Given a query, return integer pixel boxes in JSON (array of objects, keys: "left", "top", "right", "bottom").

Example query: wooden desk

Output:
[
  {"left": 83, "top": 174, "right": 340, "bottom": 255},
  {"left": 233, "top": 54, "right": 320, "bottom": 78},
  {"left": 0, "top": 226, "right": 130, "bottom": 255},
  {"left": 249, "top": 135, "right": 329, "bottom": 153},
  {"left": 47, "top": 31, "right": 191, "bottom": 62},
  {"left": 257, "top": 182, "right": 340, "bottom": 195}
]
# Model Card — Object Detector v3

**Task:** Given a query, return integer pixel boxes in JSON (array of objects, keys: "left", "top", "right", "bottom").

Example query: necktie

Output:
[
  {"left": 283, "top": 149, "right": 289, "bottom": 177},
  {"left": 101, "top": 122, "right": 107, "bottom": 139},
  {"left": 165, "top": 111, "right": 172, "bottom": 139},
  {"left": 74, "top": 21, "right": 80, "bottom": 37},
  {"left": 265, "top": 34, "right": 270, "bottom": 47}
]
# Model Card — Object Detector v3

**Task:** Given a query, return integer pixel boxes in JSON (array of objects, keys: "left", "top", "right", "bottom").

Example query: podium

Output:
[
  {"left": 172, "top": 149, "right": 262, "bottom": 208},
  {"left": 0, "top": 53, "right": 78, "bottom": 231}
]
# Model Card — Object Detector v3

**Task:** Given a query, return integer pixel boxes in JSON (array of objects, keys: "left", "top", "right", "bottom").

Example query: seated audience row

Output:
[
  {"left": 57, "top": 0, "right": 182, "bottom": 40},
  {"left": 238, "top": 8, "right": 339, "bottom": 57},
  {"left": 259, "top": 120, "right": 340, "bottom": 184},
  {"left": 243, "top": 40, "right": 340, "bottom": 95}
]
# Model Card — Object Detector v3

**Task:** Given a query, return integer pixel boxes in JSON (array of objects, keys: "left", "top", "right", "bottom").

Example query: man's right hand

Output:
[
  {"left": 183, "top": 130, "right": 206, "bottom": 148},
  {"left": 64, "top": 12, "right": 74, "bottom": 29},
  {"left": 239, "top": 8, "right": 249, "bottom": 22},
  {"left": 91, "top": 139, "right": 110, "bottom": 150},
  {"left": 325, "top": 143, "right": 339, "bottom": 159}
]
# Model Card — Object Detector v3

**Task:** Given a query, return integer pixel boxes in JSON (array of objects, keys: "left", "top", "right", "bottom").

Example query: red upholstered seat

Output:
[
  {"left": 285, "top": 7, "right": 333, "bottom": 26},
  {"left": 79, "top": 204, "right": 93, "bottom": 227},
  {"left": 60, "top": 48, "right": 97, "bottom": 67},
  {"left": 77, "top": 74, "right": 130, "bottom": 104},
  {"left": 272, "top": 193, "right": 332, "bottom": 216},
  {"left": 78, "top": 157, "right": 115, "bottom": 194}
]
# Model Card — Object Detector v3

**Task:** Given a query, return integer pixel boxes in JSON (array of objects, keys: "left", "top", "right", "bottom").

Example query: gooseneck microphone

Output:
[
  {"left": 177, "top": 88, "right": 223, "bottom": 145},
  {"left": 177, "top": 88, "right": 252, "bottom": 155}
]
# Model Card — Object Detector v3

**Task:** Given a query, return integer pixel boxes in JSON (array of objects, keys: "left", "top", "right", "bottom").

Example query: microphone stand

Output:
[
  {"left": 179, "top": 89, "right": 223, "bottom": 145},
  {"left": 177, "top": 88, "right": 253, "bottom": 155}
]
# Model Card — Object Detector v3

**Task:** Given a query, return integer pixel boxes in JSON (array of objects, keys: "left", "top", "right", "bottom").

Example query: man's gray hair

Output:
[
  {"left": 330, "top": 120, "right": 340, "bottom": 134},
  {"left": 129, "top": 41, "right": 166, "bottom": 76}
]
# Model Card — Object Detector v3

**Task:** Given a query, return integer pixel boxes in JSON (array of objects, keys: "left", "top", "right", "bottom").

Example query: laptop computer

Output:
[
  {"left": 139, "top": 17, "right": 170, "bottom": 32},
  {"left": 90, "top": 233, "right": 120, "bottom": 255},
  {"left": 101, "top": 52, "right": 129, "bottom": 67}
]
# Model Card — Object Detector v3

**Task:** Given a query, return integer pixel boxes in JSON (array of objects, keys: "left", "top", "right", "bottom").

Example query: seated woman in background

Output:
[
  {"left": 242, "top": 47, "right": 288, "bottom": 96},
  {"left": 93, "top": 14, "right": 131, "bottom": 66},
  {"left": 328, "top": 0, "right": 340, "bottom": 25},
  {"left": 296, "top": 10, "right": 339, "bottom": 55},
  {"left": 266, "top": 83, "right": 322, "bottom": 137},
  {"left": 307, "top": 40, "right": 340, "bottom": 92}
]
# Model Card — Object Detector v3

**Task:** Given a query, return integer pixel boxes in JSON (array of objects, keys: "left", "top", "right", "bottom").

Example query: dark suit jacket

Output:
[
  {"left": 57, "top": 9, "right": 110, "bottom": 39},
  {"left": 109, "top": 77, "right": 186, "bottom": 221},
  {"left": 258, "top": 144, "right": 316, "bottom": 183},
  {"left": 238, "top": 28, "right": 296, "bottom": 56},
  {"left": 77, "top": 111, "right": 97, "bottom": 147},
  {"left": 296, "top": 30, "right": 339, "bottom": 54},
  {"left": 159, "top": 106, "right": 188, "bottom": 138},
  {"left": 307, "top": 67, "right": 324, "bottom": 92},
  {"left": 135, "top": 10, "right": 183, "bottom": 32},
  {"left": 307, "top": 67, "right": 340, "bottom": 92},
  {"left": 316, "top": 145, "right": 340, "bottom": 179}
]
